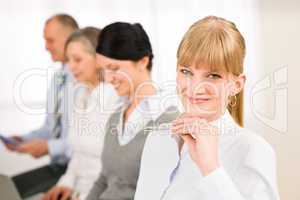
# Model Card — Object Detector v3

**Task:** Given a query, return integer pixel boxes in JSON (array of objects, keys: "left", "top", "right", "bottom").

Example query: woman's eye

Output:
[
  {"left": 207, "top": 73, "right": 222, "bottom": 79},
  {"left": 108, "top": 65, "right": 119, "bottom": 71},
  {"left": 180, "top": 69, "right": 193, "bottom": 76},
  {"left": 74, "top": 58, "right": 81, "bottom": 63}
]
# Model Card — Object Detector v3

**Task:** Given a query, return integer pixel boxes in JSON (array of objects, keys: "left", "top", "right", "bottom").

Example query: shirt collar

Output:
[
  {"left": 144, "top": 90, "right": 178, "bottom": 121},
  {"left": 117, "top": 89, "right": 177, "bottom": 122},
  {"left": 216, "top": 110, "right": 242, "bottom": 140}
]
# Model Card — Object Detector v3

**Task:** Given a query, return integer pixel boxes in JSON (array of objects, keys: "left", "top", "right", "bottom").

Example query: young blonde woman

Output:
[
  {"left": 42, "top": 27, "right": 119, "bottom": 200},
  {"left": 135, "top": 16, "right": 280, "bottom": 200}
]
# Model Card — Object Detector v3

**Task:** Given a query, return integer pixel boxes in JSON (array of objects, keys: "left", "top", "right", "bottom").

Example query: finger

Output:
[
  {"left": 47, "top": 188, "right": 58, "bottom": 200},
  {"left": 171, "top": 123, "right": 184, "bottom": 132},
  {"left": 18, "top": 145, "right": 37, "bottom": 157},
  {"left": 172, "top": 126, "right": 191, "bottom": 135},
  {"left": 14, "top": 144, "right": 29, "bottom": 153},
  {"left": 173, "top": 117, "right": 206, "bottom": 126},
  {"left": 61, "top": 188, "right": 72, "bottom": 200},
  {"left": 12, "top": 136, "right": 23, "bottom": 142},
  {"left": 52, "top": 188, "right": 62, "bottom": 200},
  {"left": 172, "top": 118, "right": 198, "bottom": 130},
  {"left": 193, "top": 124, "right": 218, "bottom": 139},
  {"left": 32, "top": 152, "right": 41, "bottom": 158},
  {"left": 181, "top": 134, "right": 196, "bottom": 149},
  {"left": 29, "top": 148, "right": 41, "bottom": 158},
  {"left": 173, "top": 125, "right": 212, "bottom": 140},
  {"left": 5, "top": 144, "right": 17, "bottom": 151},
  {"left": 173, "top": 116, "right": 196, "bottom": 125},
  {"left": 42, "top": 191, "right": 50, "bottom": 200},
  {"left": 172, "top": 120, "right": 202, "bottom": 133}
]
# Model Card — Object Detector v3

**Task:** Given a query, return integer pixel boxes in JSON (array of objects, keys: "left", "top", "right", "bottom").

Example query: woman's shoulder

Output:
[
  {"left": 233, "top": 128, "right": 276, "bottom": 168},
  {"left": 237, "top": 129, "right": 275, "bottom": 154},
  {"left": 223, "top": 129, "right": 279, "bottom": 198}
]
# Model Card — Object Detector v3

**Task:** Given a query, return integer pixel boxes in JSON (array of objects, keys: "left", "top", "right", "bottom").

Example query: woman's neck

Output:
[
  {"left": 84, "top": 75, "right": 101, "bottom": 90},
  {"left": 124, "top": 79, "right": 156, "bottom": 123}
]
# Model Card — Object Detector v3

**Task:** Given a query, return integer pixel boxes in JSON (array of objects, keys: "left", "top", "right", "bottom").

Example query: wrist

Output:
[
  {"left": 198, "top": 161, "right": 220, "bottom": 176},
  {"left": 43, "top": 140, "right": 49, "bottom": 154}
]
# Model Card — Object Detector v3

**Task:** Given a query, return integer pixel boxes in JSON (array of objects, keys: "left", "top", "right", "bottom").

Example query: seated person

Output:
[
  {"left": 42, "top": 27, "right": 120, "bottom": 200},
  {"left": 4, "top": 14, "right": 79, "bottom": 198},
  {"left": 135, "top": 16, "right": 280, "bottom": 200},
  {"left": 86, "top": 22, "right": 179, "bottom": 200}
]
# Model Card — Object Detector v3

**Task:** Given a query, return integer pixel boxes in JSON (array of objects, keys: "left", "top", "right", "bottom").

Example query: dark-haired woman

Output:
[{"left": 86, "top": 22, "right": 179, "bottom": 200}]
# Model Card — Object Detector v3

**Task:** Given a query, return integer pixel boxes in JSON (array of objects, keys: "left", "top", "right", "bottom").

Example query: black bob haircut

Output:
[{"left": 96, "top": 22, "right": 153, "bottom": 71}]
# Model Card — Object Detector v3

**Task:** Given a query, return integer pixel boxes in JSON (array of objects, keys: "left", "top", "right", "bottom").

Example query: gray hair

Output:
[{"left": 65, "top": 27, "right": 101, "bottom": 55}]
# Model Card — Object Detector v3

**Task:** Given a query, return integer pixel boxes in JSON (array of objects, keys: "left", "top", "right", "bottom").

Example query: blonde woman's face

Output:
[
  {"left": 176, "top": 64, "right": 244, "bottom": 121},
  {"left": 66, "top": 41, "right": 98, "bottom": 84}
]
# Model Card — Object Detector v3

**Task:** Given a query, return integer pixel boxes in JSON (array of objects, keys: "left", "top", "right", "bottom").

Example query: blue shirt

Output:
[{"left": 22, "top": 66, "right": 74, "bottom": 165}]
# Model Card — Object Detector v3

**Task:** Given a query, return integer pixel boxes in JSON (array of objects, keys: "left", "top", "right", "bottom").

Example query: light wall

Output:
[
  {"left": 0, "top": 0, "right": 259, "bottom": 133},
  {"left": 248, "top": 0, "right": 300, "bottom": 199}
]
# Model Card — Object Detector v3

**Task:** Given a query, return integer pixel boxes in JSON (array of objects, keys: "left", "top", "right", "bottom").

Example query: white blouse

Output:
[
  {"left": 56, "top": 82, "right": 120, "bottom": 199},
  {"left": 116, "top": 90, "right": 177, "bottom": 145},
  {"left": 135, "top": 111, "right": 280, "bottom": 200}
]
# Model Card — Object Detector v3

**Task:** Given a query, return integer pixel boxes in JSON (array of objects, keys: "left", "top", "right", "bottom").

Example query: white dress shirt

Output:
[
  {"left": 135, "top": 111, "right": 280, "bottom": 200},
  {"left": 117, "top": 90, "right": 177, "bottom": 145},
  {"left": 56, "top": 82, "right": 120, "bottom": 199}
]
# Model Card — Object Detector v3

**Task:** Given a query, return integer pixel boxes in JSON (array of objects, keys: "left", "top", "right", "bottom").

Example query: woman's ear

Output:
[
  {"left": 231, "top": 74, "right": 246, "bottom": 96},
  {"left": 95, "top": 54, "right": 103, "bottom": 69},
  {"left": 137, "top": 56, "right": 149, "bottom": 71}
]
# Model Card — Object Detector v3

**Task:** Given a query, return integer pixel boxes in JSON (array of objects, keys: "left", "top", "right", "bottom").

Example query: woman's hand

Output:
[
  {"left": 42, "top": 186, "right": 72, "bottom": 200},
  {"left": 172, "top": 114, "right": 220, "bottom": 176}
]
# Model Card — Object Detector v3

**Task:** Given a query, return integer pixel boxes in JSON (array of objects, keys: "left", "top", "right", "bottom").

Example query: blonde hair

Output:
[{"left": 177, "top": 16, "right": 246, "bottom": 126}]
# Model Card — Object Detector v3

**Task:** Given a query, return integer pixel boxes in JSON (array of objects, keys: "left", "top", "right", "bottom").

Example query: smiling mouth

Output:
[
  {"left": 187, "top": 96, "right": 211, "bottom": 104},
  {"left": 74, "top": 72, "right": 81, "bottom": 78},
  {"left": 113, "top": 83, "right": 121, "bottom": 90}
]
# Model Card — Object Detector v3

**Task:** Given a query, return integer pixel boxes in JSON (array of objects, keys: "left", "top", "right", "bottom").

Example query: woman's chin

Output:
[
  {"left": 116, "top": 89, "right": 127, "bottom": 97},
  {"left": 183, "top": 104, "right": 218, "bottom": 115}
]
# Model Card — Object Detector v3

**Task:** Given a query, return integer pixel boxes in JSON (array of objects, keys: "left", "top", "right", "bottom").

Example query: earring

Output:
[{"left": 229, "top": 95, "right": 237, "bottom": 107}]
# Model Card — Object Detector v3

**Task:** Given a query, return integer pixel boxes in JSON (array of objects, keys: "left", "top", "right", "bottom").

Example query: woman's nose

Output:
[
  {"left": 68, "top": 62, "right": 76, "bottom": 72},
  {"left": 104, "top": 71, "right": 114, "bottom": 83},
  {"left": 186, "top": 79, "right": 206, "bottom": 96}
]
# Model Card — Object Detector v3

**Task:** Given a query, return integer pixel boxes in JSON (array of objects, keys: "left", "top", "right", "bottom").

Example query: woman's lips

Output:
[
  {"left": 188, "top": 96, "right": 211, "bottom": 104},
  {"left": 112, "top": 83, "right": 120, "bottom": 90},
  {"left": 74, "top": 72, "right": 81, "bottom": 78}
]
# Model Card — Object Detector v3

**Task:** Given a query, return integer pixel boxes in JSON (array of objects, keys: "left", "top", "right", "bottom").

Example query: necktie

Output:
[{"left": 52, "top": 70, "right": 66, "bottom": 138}]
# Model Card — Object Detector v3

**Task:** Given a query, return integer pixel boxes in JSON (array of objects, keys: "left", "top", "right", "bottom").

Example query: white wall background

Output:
[
  {"left": 0, "top": 0, "right": 261, "bottom": 133},
  {"left": 257, "top": 0, "right": 300, "bottom": 199},
  {"left": 1, "top": 0, "right": 299, "bottom": 199}
]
